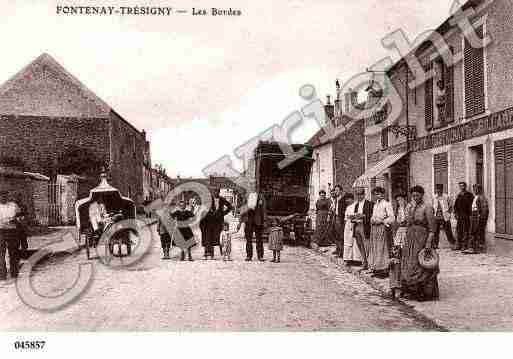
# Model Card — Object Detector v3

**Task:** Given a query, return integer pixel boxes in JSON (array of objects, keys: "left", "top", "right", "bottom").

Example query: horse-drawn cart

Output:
[{"left": 75, "top": 174, "right": 137, "bottom": 259}]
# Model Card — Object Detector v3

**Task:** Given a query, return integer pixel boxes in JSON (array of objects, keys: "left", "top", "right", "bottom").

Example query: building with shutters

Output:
[{"left": 357, "top": 0, "right": 513, "bottom": 245}]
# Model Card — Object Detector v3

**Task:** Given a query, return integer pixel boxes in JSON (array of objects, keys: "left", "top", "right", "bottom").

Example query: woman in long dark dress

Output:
[
  {"left": 313, "top": 190, "right": 332, "bottom": 246},
  {"left": 401, "top": 185, "right": 439, "bottom": 301}
]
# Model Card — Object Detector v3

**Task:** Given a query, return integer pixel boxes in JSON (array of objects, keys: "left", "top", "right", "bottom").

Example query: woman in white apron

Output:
[{"left": 343, "top": 193, "right": 362, "bottom": 265}]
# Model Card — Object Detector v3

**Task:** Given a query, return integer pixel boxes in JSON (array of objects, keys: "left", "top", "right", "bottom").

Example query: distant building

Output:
[{"left": 0, "top": 53, "right": 149, "bottom": 202}]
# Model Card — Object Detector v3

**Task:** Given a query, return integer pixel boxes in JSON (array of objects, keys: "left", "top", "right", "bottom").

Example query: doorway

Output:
[{"left": 469, "top": 144, "right": 484, "bottom": 189}]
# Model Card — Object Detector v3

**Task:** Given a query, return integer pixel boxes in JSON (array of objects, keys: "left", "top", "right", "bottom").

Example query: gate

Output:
[{"left": 46, "top": 181, "right": 78, "bottom": 226}]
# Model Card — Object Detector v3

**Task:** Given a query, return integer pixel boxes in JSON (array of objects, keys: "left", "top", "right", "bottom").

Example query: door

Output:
[{"left": 495, "top": 139, "right": 513, "bottom": 237}]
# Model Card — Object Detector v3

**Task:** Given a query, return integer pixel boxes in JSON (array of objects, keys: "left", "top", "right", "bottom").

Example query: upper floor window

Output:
[
  {"left": 425, "top": 48, "right": 455, "bottom": 130},
  {"left": 464, "top": 24, "right": 485, "bottom": 118}
]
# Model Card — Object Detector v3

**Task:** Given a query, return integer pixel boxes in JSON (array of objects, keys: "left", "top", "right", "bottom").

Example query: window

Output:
[
  {"left": 425, "top": 50, "right": 455, "bottom": 130},
  {"left": 433, "top": 152, "right": 448, "bottom": 193},
  {"left": 464, "top": 25, "right": 485, "bottom": 118},
  {"left": 425, "top": 62, "right": 433, "bottom": 130},
  {"left": 381, "top": 127, "right": 389, "bottom": 149}
]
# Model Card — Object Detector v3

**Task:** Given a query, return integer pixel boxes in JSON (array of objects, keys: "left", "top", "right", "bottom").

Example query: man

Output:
[
  {"left": 0, "top": 191, "right": 22, "bottom": 280},
  {"left": 200, "top": 187, "right": 233, "bottom": 259},
  {"left": 157, "top": 199, "right": 173, "bottom": 260},
  {"left": 237, "top": 192, "right": 267, "bottom": 261},
  {"left": 330, "top": 185, "right": 347, "bottom": 258},
  {"left": 171, "top": 200, "right": 196, "bottom": 261},
  {"left": 454, "top": 181, "right": 474, "bottom": 251},
  {"left": 432, "top": 184, "right": 455, "bottom": 249},
  {"left": 465, "top": 184, "right": 489, "bottom": 254},
  {"left": 349, "top": 188, "right": 373, "bottom": 270},
  {"left": 88, "top": 198, "right": 107, "bottom": 247}
]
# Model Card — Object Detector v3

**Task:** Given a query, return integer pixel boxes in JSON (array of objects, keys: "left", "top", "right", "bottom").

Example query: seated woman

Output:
[{"left": 401, "top": 185, "right": 439, "bottom": 301}]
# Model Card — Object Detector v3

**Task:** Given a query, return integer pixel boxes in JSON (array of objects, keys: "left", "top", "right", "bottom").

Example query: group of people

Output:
[
  {"left": 156, "top": 189, "right": 286, "bottom": 263},
  {"left": 313, "top": 181, "right": 489, "bottom": 301},
  {"left": 0, "top": 190, "right": 28, "bottom": 281}
]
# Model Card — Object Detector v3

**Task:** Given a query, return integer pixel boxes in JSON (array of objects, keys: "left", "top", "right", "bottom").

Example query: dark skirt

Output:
[
  {"left": 401, "top": 225, "right": 439, "bottom": 301},
  {"left": 314, "top": 210, "right": 332, "bottom": 246}
]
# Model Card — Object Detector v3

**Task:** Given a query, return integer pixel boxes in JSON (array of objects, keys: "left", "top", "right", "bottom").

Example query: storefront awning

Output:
[{"left": 353, "top": 152, "right": 407, "bottom": 188}]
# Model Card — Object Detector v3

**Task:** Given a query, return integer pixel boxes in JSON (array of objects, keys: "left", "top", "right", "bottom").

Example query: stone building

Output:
[
  {"left": 358, "top": 0, "right": 513, "bottom": 246},
  {"left": 307, "top": 84, "right": 365, "bottom": 224},
  {"left": 0, "top": 53, "right": 149, "bottom": 202}
]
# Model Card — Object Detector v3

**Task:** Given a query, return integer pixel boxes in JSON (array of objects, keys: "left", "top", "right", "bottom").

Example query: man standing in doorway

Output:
[
  {"left": 454, "top": 182, "right": 474, "bottom": 251},
  {"left": 432, "top": 184, "right": 455, "bottom": 249},
  {"left": 465, "top": 184, "right": 489, "bottom": 254}
]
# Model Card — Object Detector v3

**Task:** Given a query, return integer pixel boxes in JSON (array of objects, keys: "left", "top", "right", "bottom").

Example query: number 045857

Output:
[{"left": 14, "top": 341, "right": 46, "bottom": 350}]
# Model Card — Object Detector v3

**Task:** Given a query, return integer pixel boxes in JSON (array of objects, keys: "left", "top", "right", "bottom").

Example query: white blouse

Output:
[{"left": 371, "top": 199, "right": 395, "bottom": 226}]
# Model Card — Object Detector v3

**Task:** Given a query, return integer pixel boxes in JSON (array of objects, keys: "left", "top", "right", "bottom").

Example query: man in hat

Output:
[
  {"left": 237, "top": 192, "right": 267, "bottom": 261},
  {"left": 0, "top": 191, "right": 22, "bottom": 280},
  {"left": 466, "top": 184, "right": 489, "bottom": 254},
  {"left": 200, "top": 187, "right": 233, "bottom": 259},
  {"left": 454, "top": 181, "right": 474, "bottom": 251},
  {"left": 330, "top": 185, "right": 347, "bottom": 258},
  {"left": 432, "top": 184, "right": 455, "bottom": 249}
]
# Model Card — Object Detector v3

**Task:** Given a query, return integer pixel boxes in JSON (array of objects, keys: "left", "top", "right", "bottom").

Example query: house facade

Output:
[
  {"left": 358, "top": 0, "right": 513, "bottom": 245},
  {"left": 0, "top": 53, "right": 149, "bottom": 203},
  {"left": 307, "top": 89, "right": 365, "bottom": 226}
]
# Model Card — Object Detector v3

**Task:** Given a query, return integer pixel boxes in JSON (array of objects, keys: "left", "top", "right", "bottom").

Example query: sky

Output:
[{"left": 0, "top": 0, "right": 458, "bottom": 177}]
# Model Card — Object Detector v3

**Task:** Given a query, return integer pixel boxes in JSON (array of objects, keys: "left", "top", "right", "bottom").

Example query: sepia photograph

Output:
[{"left": 1, "top": 0, "right": 513, "bottom": 356}]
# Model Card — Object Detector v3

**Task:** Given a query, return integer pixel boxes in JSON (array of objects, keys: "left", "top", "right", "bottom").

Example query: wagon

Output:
[{"left": 75, "top": 173, "right": 137, "bottom": 259}]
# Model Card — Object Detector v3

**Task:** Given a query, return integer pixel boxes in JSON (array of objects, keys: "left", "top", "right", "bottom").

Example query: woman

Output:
[
  {"left": 368, "top": 186, "right": 394, "bottom": 278},
  {"left": 401, "top": 185, "right": 439, "bottom": 301},
  {"left": 313, "top": 190, "right": 332, "bottom": 246},
  {"left": 343, "top": 193, "right": 362, "bottom": 265}
]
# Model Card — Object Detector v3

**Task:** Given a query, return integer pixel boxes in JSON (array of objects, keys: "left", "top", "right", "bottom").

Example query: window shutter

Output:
[
  {"left": 433, "top": 152, "right": 448, "bottom": 191},
  {"left": 445, "top": 54, "right": 455, "bottom": 123},
  {"left": 464, "top": 25, "right": 485, "bottom": 118},
  {"left": 381, "top": 127, "right": 389, "bottom": 149},
  {"left": 506, "top": 139, "right": 513, "bottom": 235},
  {"left": 495, "top": 140, "right": 506, "bottom": 234},
  {"left": 425, "top": 62, "right": 433, "bottom": 130}
]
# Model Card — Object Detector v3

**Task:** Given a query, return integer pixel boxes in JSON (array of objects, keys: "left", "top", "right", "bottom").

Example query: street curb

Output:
[{"left": 310, "top": 244, "right": 449, "bottom": 332}]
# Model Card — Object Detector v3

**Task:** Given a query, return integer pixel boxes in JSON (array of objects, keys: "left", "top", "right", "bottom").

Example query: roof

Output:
[
  {"left": 0, "top": 53, "right": 111, "bottom": 115},
  {"left": 306, "top": 114, "right": 356, "bottom": 148}
]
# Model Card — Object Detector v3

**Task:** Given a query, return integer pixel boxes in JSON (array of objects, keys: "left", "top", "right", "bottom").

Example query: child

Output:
[
  {"left": 269, "top": 218, "right": 284, "bottom": 263},
  {"left": 220, "top": 222, "right": 232, "bottom": 261},
  {"left": 389, "top": 245, "right": 402, "bottom": 299}
]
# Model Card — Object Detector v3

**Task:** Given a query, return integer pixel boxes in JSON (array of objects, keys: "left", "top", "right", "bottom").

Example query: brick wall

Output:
[
  {"left": 0, "top": 114, "right": 110, "bottom": 177},
  {"left": 410, "top": 150, "right": 433, "bottom": 201},
  {"left": 108, "top": 111, "right": 145, "bottom": 201},
  {"left": 333, "top": 120, "right": 365, "bottom": 191}
]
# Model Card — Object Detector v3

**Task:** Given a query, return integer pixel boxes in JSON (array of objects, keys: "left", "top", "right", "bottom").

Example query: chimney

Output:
[
  {"left": 334, "top": 79, "right": 341, "bottom": 118},
  {"left": 324, "top": 95, "right": 334, "bottom": 122}
]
